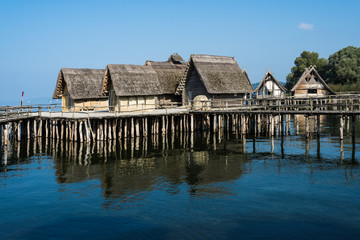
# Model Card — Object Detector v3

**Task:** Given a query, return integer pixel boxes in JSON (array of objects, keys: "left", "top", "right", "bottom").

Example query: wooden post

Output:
[
  {"left": 124, "top": 119, "right": 128, "bottom": 138},
  {"left": 144, "top": 118, "right": 148, "bottom": 137},
  {"left": 112, "top": 119, "right": 116, "bottom": 140},
  {"left": 96, "top": 121, "right": 100, "bottom": 141},
  {"left": 100, "top": 121, "right": 104, "bottom": 141},
  {"left": 270, "top": 115, "right": 275, "bottom": 136},
  {"left": 52, "top": 120, "right": 56, "bottom": 139},
  {"left": 4, "top": 123, "right": 9, "bottom": 145},
  {"left": 171, "top": 116, "right": 175, "bottom": 134},
  {"left": 108, "top": 119, "right": 112, "bottom": 140},
  {"left": 104, "top": 119, "right": 108, "bottom": 140},
  {"left": 118, "top": 119, "right": 123, "bottom": 139},
  {"left": 16, "top": 121, "right": 21, "bottom": 142},
  {"left": 352, "top": 115, "right": 356, "bottom": 142},
  {"left": 1, "top": 124, "right": 4, "bottom": 145},
  {"left": 131, "top": 118, "right": 135, "bottom": 138},
  {"left": 56, "top": 120, "right": 59, "bottom": 139},
  {"left": 317, "top": 115, "right": 320, "bottom": 137},
  {"left": 340, "top": 116, "right": 344, "bottom": 140},
  {"left": 85, "top": 120, "right": 91, "bottom": 143},
  {"left": 180, "top": 116, "right": 183, "bottom": 132},
  {"left": 161, "top": 116, "right": 165, "bottom": 135},
  {"left": 27, "top": 120, "right": 30, "bottom": 139},
  {"left": 79, "top": 121, "right": 83, "bottom": 143},
  {"left": 65, "top": 121, "right": 69, "bottom": 140},
  {"left": 33, "top": 119, "right": 37, "bottom": 138},
  {"left": 135, "top": 118, "right": 140, "bottom": 137},
  {"left": 213, "top": 114, "right": 217, "bottom": 132},
  {"left": 59, "top": 121, "right": 63, "bottom": 139},
  {"left": 38, "top": 119, "right": 42, "bottom": 137},
  {"left": 166, "top": 116, "right": 169, "bottom": 134},
  {"left": 74, "top": 121, "right": 78, "bottom": 142},
  {"left": 305, "top": 115, "right": 310, "bottom": 138},
  {"left": 190, "top": 114, "right": 194, "bottom": 132}
]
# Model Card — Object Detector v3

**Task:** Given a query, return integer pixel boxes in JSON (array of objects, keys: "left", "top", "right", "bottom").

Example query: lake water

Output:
[{"left": 1, "top": 116, "right": 359, "bottom": 239}]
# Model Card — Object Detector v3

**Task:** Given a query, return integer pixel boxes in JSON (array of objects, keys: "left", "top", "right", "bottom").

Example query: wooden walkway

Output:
[{"left": 0, "top": 94, "right": 359, "bottom": 146}]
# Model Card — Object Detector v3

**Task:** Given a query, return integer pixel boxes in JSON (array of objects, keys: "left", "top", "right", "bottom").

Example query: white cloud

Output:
[{"left": 297, "top": 23, "right": 314, "bottom": 30}]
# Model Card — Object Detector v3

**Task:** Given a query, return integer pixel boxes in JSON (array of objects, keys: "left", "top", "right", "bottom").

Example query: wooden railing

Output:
[
  {"left": 1, "top": 95, "right": 360, "bottom": 122},
  {"left": 190, "top": 95, "right": 360, "bottom": 114}
]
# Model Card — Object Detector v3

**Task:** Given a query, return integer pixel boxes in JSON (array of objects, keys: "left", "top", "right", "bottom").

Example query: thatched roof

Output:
[
  {"left": 167, "top": 53, "right": 184, "bottom": 64},
  {"left": 145, "top": 61, "right": 187, "bottom": 94},
  {"left": 291, "top": 66, "right": 335, "bottom": 94},
  {"left": 254, "top": 71, "right": 287, "bottom": 92},
  {"left": 52, "top": 68, "right": 106, "bottom": 100},
  {"left": 104, "top": 64, "right": 162, "bottom": 97},
  {"left": 176, "top": 54, "right": 253, "bottom": 95}
]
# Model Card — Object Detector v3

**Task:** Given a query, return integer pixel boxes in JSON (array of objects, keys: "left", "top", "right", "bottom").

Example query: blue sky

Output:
[{"left": 0, "top": 0, "right": 359, "bottom": 105}]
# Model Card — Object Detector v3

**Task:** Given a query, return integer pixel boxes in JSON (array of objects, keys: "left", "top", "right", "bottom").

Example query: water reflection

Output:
[{"left": 0, "top": 116, "right": 359, "bottom": 204}]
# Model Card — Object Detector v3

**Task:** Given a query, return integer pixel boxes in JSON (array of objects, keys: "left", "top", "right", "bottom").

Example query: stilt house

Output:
[
  {"left": 291, "top": 66, "right": 335, "bottom": 97},
  {"left": 254, "top": 71, "right": 287, "bottom": 98},
  {"left": 145, "top": 53, "right": 187, "bottom": 105},
  {"left": 175, "top": 54, "right": 253, "bottom": 107},
  {"left": 101, "top": 64, "right": 162, "bottom": 112},
  {"left": 52, "top": 68, "right": 107, "bottom": 111}
]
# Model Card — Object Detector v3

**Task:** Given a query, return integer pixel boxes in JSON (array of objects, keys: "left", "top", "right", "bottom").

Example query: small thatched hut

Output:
[
  {"left": 254, "top": 71, "right": 287, "bottom": 98},
  {"left": 52, "top": 68, "right": 107, "bottom": 111},
  {"left": 101, "top": 64, "right": 162, "bottom": 112},
  {"left": 145, "top": 53, "right": 187, "bottom": 105},
  {"left": 175, "top": 54, "right": 254, "bottom": 107},
  {"left": 291, "top": 66, "right": 335, "bottom": 97}
]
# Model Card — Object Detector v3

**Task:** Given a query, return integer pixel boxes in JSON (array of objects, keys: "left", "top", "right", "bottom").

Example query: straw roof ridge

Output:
[
  {"left": 146, "top": 61, "right": 187, "bottom": 94},
  {"left": 242, "top": 69, "right": 254, "bottom": 92},
  {"left": 290, "top": 66, "right": 335, "bottom": 94},
  {"left": 106, "top": 64, "right": 163, "bottom": 96},
  {"left": 52, "top": 68, "right": 106, "bottom": 100},
  {"left": 254, "top": 71, "right": 287, "bottom": 92},
  {"left": 190, "top": 54, "right": 253, "bottom": 94},
  {"left": 167, "top": 53, "right": 184, "bottom": 63}
]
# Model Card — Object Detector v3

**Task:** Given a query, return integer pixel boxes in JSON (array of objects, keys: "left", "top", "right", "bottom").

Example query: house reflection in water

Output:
[{"left": 51, "top": 137, "right": 250, "bottom": 203}]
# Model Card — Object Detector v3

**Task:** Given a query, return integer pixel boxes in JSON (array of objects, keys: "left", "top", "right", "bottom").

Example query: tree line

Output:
[{"left": 285, "top": 46, "right": 360, "bottom": 91}]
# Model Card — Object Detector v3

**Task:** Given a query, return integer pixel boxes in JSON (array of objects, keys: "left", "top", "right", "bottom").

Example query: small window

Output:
[{"left": 308, "top": 89, "right": 317, "bottom": 94}]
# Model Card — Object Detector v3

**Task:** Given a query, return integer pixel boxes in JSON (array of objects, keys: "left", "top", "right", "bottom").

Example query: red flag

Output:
[{"left": 22, "top": 91, "right": 24, "bottom": 97}]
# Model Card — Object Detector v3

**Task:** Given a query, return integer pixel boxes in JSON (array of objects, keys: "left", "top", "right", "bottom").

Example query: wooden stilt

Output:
[
  {"left": 131, "top": 118, "right": 135, "bottom": 138},
  {"left": 104, "top": 119, "right": 108, "bottom": 140},
  {"left": 17, "top": 121, "right": 21, "bottom": 141},
  {"left": 79, "top": 121, "right": 83, "bottom": 143},
  {"left": 27, "top": 120, "right": 30, "bottom": 139},
  {"left": 190, "top": 114, "right": 194, "bottom": 132},
  {"left": 271, "top": 115, "right": 275, "bottom": 136},
  {"left": 305, "top": 115, "right": 310, "bottom": 138},
  {"left": 136, "top": 118, "right": 140, "bottom": 137},
  {"left": 352, "top": 115, "right": 356, "bottom": 141},
  {"left": 340, "top": 116, "right": 344, "bottom": 140},
  {"left": 38, "top": 119, "right": 42, "bottom": 137},
  {"left": 33, "top": 119, "right": 37, "bottom": 138},
  {"left": 171, "top": 116, "right": 175, "bottom": 134},
  {"left": 112, "top": 119, "right": 116, "bottom": 140},
  {"left": 52, "top": 120, "right": 56, "bottom": 139},
  {"left": 74, "top": 121, "right": 78, "bottom": 142},
  {"left": 108, "top": 119, "right": 112, "bottom": 140},
  {"left": 317, "top": 115, "right": 320, "bottom": 136},
  {"left": 85, "top": 120, "right": 91, "bottom": 143},
  {"left": 99, "top": 121, "right": 104, "bottom": 141},
  {"left": 144, "top": 118, "right": 148, "bottom": 137},
  {"left": 180, "top": 116, "right": 183, "bottom": 132},
  {"left": 118, "top": 119, "right": 123, "bottom": 139}
]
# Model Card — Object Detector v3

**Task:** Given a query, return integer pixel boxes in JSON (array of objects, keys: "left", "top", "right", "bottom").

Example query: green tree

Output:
[
  {"left": 326, "top": 46, "right": 360, "bottom": 84},
  {"left": 285, "top": 51, "right": 328, "bottom": 90}
]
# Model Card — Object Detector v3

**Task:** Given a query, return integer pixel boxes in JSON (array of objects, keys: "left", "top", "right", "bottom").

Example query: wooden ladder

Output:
[{"left": 175, "top": 62, "right": 190, "bottom": 95}]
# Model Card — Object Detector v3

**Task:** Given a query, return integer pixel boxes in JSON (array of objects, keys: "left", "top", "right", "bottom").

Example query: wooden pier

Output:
[{"left": 0, "top": 95, "right": 359, "bottom": 147}]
